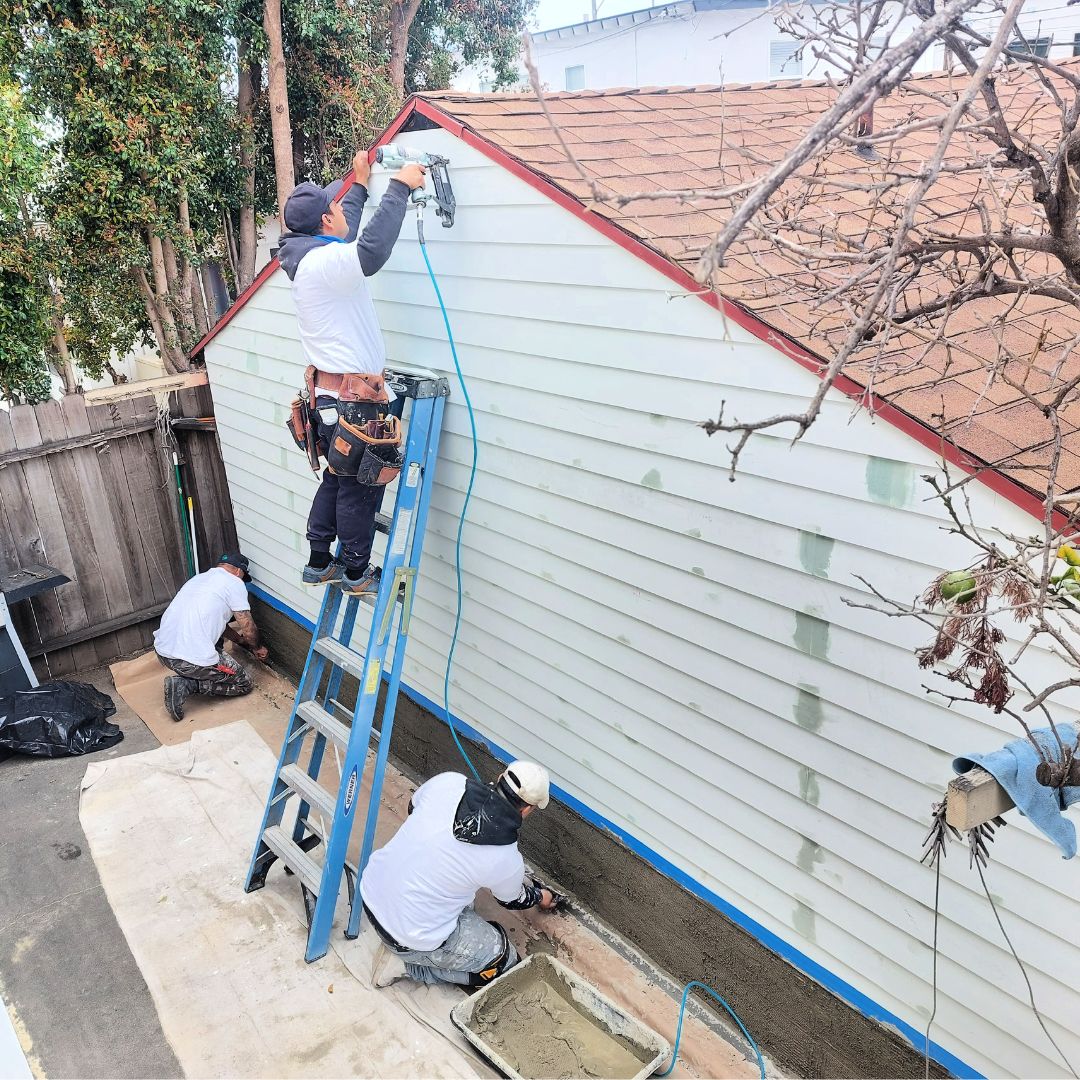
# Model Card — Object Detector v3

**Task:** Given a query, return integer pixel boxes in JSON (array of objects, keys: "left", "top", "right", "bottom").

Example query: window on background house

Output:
[
  {"left": 1008, "top": 35, "right": 1052, "bottom": 58},
  {"left": 565, "top": 64, "right": 586, "bottom": 90},
  {"left": 1073, "top": 31, "right": 1080, "bottom": 55},
  {"left": 769, "top": 41, "right": 803, "bottom": 79}
]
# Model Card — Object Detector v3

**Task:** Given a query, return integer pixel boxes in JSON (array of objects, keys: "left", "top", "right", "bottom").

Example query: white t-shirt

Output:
[
  {"left": 153, "top": 567, "right": 251, "bottom": 668},
  {"left": 360, "top": 772, "right": 527, "bottom": 951},
  {"left": 291, "top": 238, "right": 387, "bottom": 376}
]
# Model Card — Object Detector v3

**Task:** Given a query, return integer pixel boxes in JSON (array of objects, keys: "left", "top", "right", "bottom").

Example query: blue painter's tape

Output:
[
  {"left": 255, "top": 588, "right": 982, "bottom": 1080},
  {"left": 249, "top": 583, "right": 316, "bottom": 633}
]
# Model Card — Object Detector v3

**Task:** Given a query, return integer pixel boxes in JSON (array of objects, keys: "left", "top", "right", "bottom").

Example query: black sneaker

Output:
[{"left": 164, "top": 676, "right": 194, "bottom": 722}]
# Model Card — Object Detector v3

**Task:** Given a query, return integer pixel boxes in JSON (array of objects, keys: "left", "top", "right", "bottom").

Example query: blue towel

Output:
[{"left": 953, "top": 723, "right": 1080, "bottom": 858}]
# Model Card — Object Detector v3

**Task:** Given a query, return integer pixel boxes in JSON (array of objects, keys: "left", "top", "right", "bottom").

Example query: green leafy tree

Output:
[
  {"left": 13, "top": 0, "right": 246, "bottom": 372},
  {"left": 0, "top": 81, "right": 56, "bottom": 403}
]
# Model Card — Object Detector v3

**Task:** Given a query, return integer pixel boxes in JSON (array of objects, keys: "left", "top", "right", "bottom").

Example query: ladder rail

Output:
[
  {"left": 302, "top": 392, "right": 442, "bottom": 962},
  {"left": 243, "top": 374, "right": 450, "bottom": 963},
  {"left": 244, "top": 585, "right": 344, "bottom": 890},
  {"left": 347, "top": 392, "right": 446, "bottom": 939}
]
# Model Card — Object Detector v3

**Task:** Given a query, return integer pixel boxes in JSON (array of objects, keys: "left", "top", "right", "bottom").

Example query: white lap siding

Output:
[{"left": 203, "top": 129, "right": 1080, "bottom": 1079}]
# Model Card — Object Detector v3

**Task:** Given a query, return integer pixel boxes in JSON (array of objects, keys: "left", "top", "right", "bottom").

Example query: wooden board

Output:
[
  {"left": 60, "top": 395, "right": 140, "bottom": 659},
  {"left": 34, "top": 399, "right": 106, "bottom": 670}
]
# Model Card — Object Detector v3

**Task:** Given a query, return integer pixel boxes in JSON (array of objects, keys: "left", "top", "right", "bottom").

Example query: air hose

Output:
[
  {"left": 416, "top": 209, "right": 480, "bottom": 781},
  {"left": 416, "top": 213, "right": 765, "bottom": 1080}
]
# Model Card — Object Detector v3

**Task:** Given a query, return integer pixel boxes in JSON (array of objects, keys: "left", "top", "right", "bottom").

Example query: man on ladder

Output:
[{"left": 278, "top": 147, "right": 427, "bottom": 596}]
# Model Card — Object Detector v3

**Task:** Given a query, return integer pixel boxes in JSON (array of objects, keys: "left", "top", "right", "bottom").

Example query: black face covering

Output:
[{"left": 452, "top": 779, "right": 523, "bottom": 846}]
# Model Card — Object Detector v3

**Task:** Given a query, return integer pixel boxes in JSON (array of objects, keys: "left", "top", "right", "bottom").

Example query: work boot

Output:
[
  {"left": 302, "top": 559, "right": 345, "bottom": 586},
  {"left": 164, "top": 676, "right": 195, "bottom": 722},
  {"left": 371, "top": 943, "right": 409, "bottom": 988},
  {"left": 340, "top": 564, "right": 380, "bottom": 598}
]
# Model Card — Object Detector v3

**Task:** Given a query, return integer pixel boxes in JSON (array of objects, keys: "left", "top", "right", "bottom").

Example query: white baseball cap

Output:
[{"left": 501, "top": 761, "right": 550, "bottom": 809}]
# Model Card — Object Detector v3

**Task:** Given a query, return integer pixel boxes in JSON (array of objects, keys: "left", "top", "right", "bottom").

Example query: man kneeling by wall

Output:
[
  {"left": 153, "top": 552, "right": 268, "bottom": 721},
  {"left": 361, "top": 761, "right": 560, "bottom": 988}
]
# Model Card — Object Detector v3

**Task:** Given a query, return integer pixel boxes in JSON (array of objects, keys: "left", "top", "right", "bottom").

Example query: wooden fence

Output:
[{"left": 0, "top": 381, "right": 237, "bottom": 676}]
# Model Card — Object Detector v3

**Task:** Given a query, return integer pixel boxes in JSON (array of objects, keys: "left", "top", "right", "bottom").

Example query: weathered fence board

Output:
[{"left": 0, "top": 384, "right": 237, "bottom": 675}]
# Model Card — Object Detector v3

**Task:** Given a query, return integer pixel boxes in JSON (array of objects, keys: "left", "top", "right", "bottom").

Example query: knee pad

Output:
[{"left": 467, "top": 922, "right": 517, "bottom": 988}]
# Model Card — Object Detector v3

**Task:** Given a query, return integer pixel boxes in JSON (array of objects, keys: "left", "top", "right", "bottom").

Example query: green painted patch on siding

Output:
[
  {"left": 541, "top": 570, "right": 555, "bottom": 581},
  {"left": 572, "top": 458, "right": 583, "bottom": 467},
  {"left": 793, "top": 899, "right": 817, "bottom": 942},
  {"left": 685, "top": 528, "right": 702, "bottom": 539},
  {"left": 688, "top": 702, "right": 702, "bottom": 712},
  {"left": 489, "top": 403, "right": 501, "bottom": 414},
  {"left": 798, "top": 530, "right": 834, "bottom": 578},
  {"left": 794, "top": 684, "right": 824, "bottom": 733},
  {"left": 245, "top": 350, "right": 260, "bottom": 373},
  {"left": 796, "top": 836, "right": 825, "bottom": 875},
  {"left": 691, "top": 566, "right": 705, "bottom": 577},
  {"left": 798, "top": 765, "right": 820, "bottom": 805},
  {"left": 866, "top": 456, "right": 913, "bottom": 506},
  {"left": 616, "top": 634, "right": 631, "bottom": 645},
  {"left": 649, "top": 413, "right": 667, "bottom": 426},
  {"left": 641, "top": 468, "right": 663, "bottom": 490},
  {"left": 794, "top": 610, "right": 830, "bottom": 658}
]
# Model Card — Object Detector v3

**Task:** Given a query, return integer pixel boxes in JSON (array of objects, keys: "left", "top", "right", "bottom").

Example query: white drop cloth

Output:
[{"left": 79, "top": 720, "right": 492, "bottom": 1079}]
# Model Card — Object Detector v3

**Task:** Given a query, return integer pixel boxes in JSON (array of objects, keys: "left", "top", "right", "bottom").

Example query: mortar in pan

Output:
[{"left": 451, "top": 953, "right": 671, "bottom": 1080}]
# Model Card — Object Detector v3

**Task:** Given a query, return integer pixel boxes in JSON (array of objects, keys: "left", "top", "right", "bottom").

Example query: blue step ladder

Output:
[{"left": 244, "top": 365, "right": 449, "bottom": 962}]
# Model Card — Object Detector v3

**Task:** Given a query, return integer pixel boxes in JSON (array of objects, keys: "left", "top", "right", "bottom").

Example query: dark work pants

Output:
[
  {"left": 306, "top": 393, "right": 404, "bottom": 571},
  {"left": 157, "top": 650, "right": 253, "bottom": 696},
  {"left": 306, "top": 471, "right": 383, "bottom": 570}
]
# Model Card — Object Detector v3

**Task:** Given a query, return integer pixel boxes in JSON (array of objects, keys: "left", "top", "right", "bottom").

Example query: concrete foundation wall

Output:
[{"left": 253, "top": 594, "right": 944, "bottom": 1080}]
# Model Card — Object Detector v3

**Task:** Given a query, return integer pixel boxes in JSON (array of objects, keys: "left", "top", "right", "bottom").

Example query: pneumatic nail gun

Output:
[{"left": 375, "top": 142, "right": 456, "bottom": 228}]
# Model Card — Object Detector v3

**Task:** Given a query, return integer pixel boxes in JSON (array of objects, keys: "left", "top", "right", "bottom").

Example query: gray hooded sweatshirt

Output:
[{"left": 277, "top": 179, "right": 410, "bottom": 377}]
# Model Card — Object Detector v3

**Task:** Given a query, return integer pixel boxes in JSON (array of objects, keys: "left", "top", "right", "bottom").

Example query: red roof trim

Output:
[{"left": 194, "top": 93, "right": 1056, "bottom": 526}]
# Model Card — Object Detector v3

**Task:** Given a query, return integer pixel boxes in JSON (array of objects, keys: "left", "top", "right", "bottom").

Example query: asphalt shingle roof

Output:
[{"left": 420, "top": 73, "right": 1080, "bottom": 502}]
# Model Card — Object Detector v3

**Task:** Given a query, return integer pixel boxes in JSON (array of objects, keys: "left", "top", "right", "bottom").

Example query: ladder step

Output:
[
  {"left": 261, "top": 825, "right": 321, "bottom": 894},
  {"left": 279, "top": 764, "right": 337, "bottom": 819},
  {"left": 313, "top": 636, "right": 366, "bottom": 680},
  {"left": 374, "top": 511, "right": 391, "bottom": 534},
  {"left": 296, "top": 699, "right": 349, "bottom": 749}
]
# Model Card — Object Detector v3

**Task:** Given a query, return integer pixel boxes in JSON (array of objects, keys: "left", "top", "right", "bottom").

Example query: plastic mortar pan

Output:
[{"left": 450, "top": 953, "right": 672, "bottom": 1079}]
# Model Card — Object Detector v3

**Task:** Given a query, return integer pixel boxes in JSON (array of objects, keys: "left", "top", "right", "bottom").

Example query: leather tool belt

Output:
[{"left": 285, "top": 365, "right": 403, "bottom": 485}]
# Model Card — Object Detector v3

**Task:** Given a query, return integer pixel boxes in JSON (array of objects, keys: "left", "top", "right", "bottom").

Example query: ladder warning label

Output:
[
  {"left": 405, "top": 463, "right": 420, "bottom": 488},
  {"left": 390, "top": 510, "right": 411, "bottom": 556},
  {"left": 364, "top": 658, "right": 381, "bottom": 695}
]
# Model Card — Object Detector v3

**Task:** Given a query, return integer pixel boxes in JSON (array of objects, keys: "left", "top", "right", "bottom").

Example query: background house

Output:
[
  {"left": 478, "top": 0, "right": 1080, "bottom": 91},
  {"left": 194, "top": 83, "right": 1080, "bottom": 1079}
]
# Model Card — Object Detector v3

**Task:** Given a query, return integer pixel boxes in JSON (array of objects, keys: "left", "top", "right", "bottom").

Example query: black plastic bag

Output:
[{"left": 0, "top": 681, "right": 123, "bottom": 759}]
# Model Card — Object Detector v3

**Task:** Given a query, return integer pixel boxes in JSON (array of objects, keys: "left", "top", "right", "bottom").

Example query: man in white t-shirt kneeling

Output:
[
  {"left": 360, "top": 761, "right": 560, "bottom": 989},
  {"left": 153, "top": 552, "right": 268, "bottom": 722}
]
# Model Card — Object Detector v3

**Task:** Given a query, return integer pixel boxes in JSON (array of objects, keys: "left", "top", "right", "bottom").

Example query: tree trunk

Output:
[
  {"left": 49, "top": 309, "right": 78, "bottom": 395},
  {"left": 190, "top": 274, "right": 210, "bottom": 339},
  {"left": 137, "top": 252, "right": 187, "bottom": 373},
  {"left": 103, "top": 360, "right": 128, "bottom": 385},
  {"left": 222, "top": 209, "right": 240, "bottom": 293},
  {"left": 264, "top": 0, "right": 295, "bottom": 227},
  {"left": 176, "top": 191, "right": 199, "bottom": 347},
  {"left": 237, "top": 41, "right": 259, "bottom": 290},
  {"left": 161, "top": 235, "right": 180, "bottom": 295},
  {"left": 156, "top": 233, "right": 194, "bottom": 351},
  {"left": 388, "top": 0, "right": 423, "bottom": 100}
]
